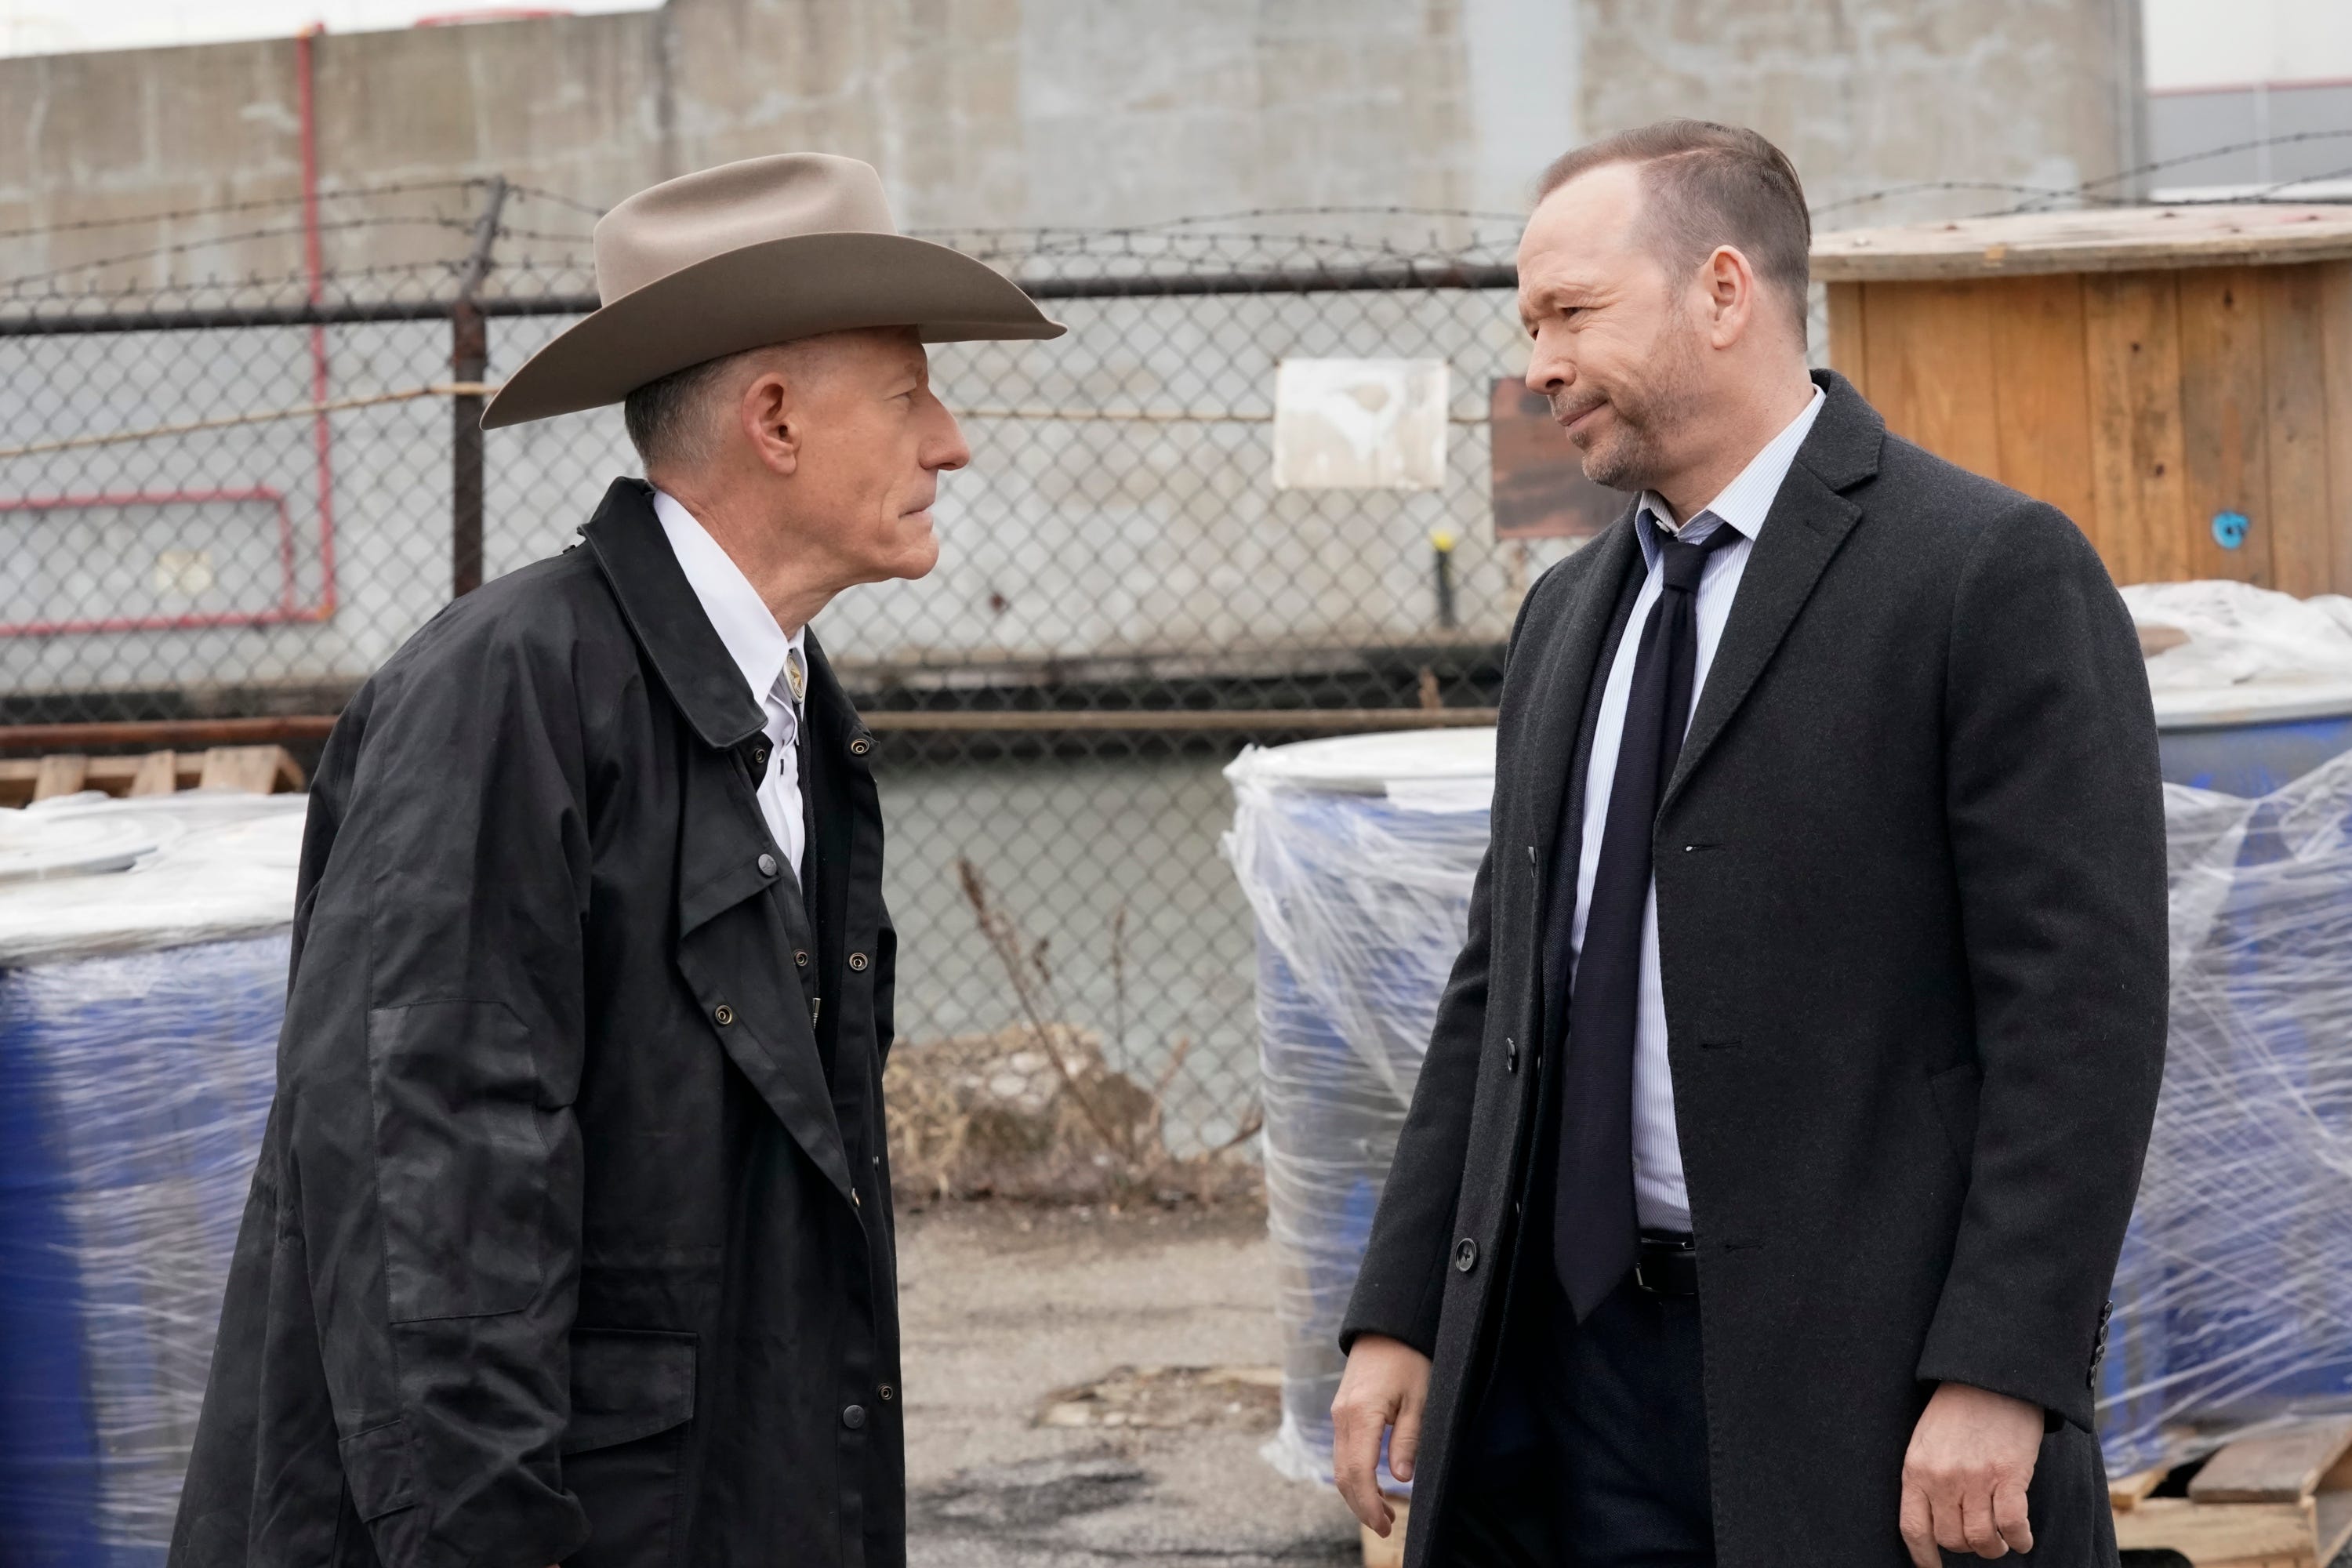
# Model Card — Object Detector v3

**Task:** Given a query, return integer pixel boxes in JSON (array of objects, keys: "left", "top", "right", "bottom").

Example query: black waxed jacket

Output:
[
  {"left": 1342, "top": 373, "right": 2169, "bottom": 1568},
  {"left": 171, "top": 478, "right": 904, "bottom": 1568}
]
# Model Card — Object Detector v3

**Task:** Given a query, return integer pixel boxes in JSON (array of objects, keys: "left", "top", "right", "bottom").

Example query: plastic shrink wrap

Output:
[
  {"left": 0, "top": 792, "right": 303, "bottom": 1566},
  {"left": 1228, "top": 582, "right": 2352, "bottom": 1488}
]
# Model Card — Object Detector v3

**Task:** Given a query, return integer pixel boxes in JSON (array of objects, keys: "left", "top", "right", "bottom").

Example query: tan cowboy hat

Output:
[{"left": 481, "top": 152, "right": 1064, "bottom": 429}]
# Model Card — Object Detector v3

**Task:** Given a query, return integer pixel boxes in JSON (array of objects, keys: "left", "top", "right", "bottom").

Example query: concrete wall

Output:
[{"left": 0, "top": 0, "right": 2141, "bottom": 289}]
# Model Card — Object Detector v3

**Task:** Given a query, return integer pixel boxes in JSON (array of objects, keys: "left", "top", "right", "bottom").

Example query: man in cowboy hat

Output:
[{"left": 170, "top": 154, "right": 1062, "bottom": 1568}]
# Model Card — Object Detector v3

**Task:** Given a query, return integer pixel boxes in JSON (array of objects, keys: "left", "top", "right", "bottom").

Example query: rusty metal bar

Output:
[
  {"left": 0, "top": 707, "right": 1497, "bottom": 754},
  {"left": 0, "top": 262, "right": 1519, "bottom": 339},
  {"left": 858, "top": 708, "right": 1498, "bottom": 734},
  {"left": 0, "top": 717, "right": 341, "bottom": 752},
  {"left": 450, "top": 176, "right": 509, "bottom": 599}
]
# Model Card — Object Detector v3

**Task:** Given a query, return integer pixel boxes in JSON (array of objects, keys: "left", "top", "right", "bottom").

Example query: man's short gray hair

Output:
[
  {"left": 1537, "top": 119, "right": 1812, "bottom": 340},
  {"left": 623, "top": 351, "right": 748, "bottom": 473}
]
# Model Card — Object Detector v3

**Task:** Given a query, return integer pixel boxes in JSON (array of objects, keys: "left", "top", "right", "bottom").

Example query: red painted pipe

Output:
[
  {"left": 297, "top": 22, "right": 340, "bottom": 621},
  {"left": 1, "top": 27, "right": 340, "bottom": 644}
]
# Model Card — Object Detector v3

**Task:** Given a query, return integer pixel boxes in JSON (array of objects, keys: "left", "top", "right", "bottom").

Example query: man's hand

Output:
[
  {"left": 1331, "top": 1334, "right": 1431, "bottom": 1537},
  {"left": 1900, "top": 1381, "right": 2045, "bottom": 1564}
]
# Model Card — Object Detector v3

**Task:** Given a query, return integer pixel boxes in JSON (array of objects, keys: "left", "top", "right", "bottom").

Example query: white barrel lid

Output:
[
  {"left": 1226, "top": 728, "right": 1498, "bottom": 810},
  {"left": 2154, "top": 679, "right": 2352, "bottom": 731},
  {"left": 0, "top": 793, "right": 308, "bottom": 966},
  {"left": 0, "top": 808, "right": 159, "bottom": 883}
]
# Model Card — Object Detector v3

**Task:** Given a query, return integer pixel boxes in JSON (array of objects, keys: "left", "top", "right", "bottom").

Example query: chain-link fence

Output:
[{"left": 1, "top": 183, "right": 1581, "bottom": 1158}]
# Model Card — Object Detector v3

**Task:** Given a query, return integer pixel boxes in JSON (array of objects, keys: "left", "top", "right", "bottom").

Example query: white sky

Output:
[
  {"left": 0, "top": 0, "right": 655, "bottom": 57},
  {"left": 2145, "top": 0, "right": 2352, "bottom": 91}
]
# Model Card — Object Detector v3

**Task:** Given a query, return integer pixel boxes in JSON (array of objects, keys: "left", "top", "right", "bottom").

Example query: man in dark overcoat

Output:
[
  {"left": 1329, "top": 122, "right": 2168, "bottom": 1567},
  {"left": 169, "top": 153, "right": 1062, "bottom": 1568}
]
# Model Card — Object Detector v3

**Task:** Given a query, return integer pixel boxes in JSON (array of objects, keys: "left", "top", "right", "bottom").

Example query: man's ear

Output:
[
  {"left": 741, "top": 370, "right": 801, "bottom": 477},
  {"left": 1703, "top": 245, "right": 1756, "bottom": 349}
]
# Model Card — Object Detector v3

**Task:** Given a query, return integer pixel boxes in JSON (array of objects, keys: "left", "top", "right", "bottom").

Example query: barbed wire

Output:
[
  {"left": 9, "top": 125, "right": 2352, "bottom": 301},
  {"left": 0, "top": 215, "right": 483, "bottom": 291},
  {"left": 0, "top": 176, "right": 489, "bottom": 244}
]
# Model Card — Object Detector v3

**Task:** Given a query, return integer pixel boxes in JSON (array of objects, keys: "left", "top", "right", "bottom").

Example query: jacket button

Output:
[
  {"left": 879, "top": 1383, "right": 896, "bottom": 1403},
  {"left": 842, "top": 1403, "right": 867, "bottom": 1430},
  {"left": 851, "top": 1190, "right": 863, "bottom": 1208},
  {"left": 1454, "top": 1237, "right": 1479, "bottom": 1273},
  {"left": 1504, "top": 1037, "right": 1519, "bottom": 1073},
  {"left": 795, "top": 949, "right": 811, "bottom": 969},
  {"left": 757, "top": 852, "right": 779, "bottom": 877},
  {"left": 713, "top": 1004, "right": 735, "bottom": 1026},
  {"left": 848, "top": 951, "right": 869, "bottom": 972},
  {"left": 849, "top": 735, "right": 873, "bottom": 757}
]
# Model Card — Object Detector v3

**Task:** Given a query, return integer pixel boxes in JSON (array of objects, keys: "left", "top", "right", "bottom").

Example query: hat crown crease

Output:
[{"left": 593, "top": 152, "right": 898, "bottom": 304}]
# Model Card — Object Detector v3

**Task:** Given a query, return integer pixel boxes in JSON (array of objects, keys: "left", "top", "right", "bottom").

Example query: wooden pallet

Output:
[
  {"left": 1361, "top": 1498, "right": 1409, "bottom": 1568},
  {"left": 0, "top": 745, "right": 304, "bottom": 808},
  {"left": 1352, "top": 1423, "right": 2352, "bottom": 1568},
  {"left": 2113, "top": 1417, "right": 2352, "bottom": 1566}
]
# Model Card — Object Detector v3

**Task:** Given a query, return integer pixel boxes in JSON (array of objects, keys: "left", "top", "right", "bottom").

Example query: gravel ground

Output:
[
  {"left": 898, "top": 1202, "right": 1359, "bottom": 1567},
  {"left": 896, "top": 1205, "right": 2352, "bottom": 1568}
]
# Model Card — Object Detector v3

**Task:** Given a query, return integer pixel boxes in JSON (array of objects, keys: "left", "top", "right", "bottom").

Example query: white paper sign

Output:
[{"left": 1272, "top": 358, "right": 1450, "bottom": 491}]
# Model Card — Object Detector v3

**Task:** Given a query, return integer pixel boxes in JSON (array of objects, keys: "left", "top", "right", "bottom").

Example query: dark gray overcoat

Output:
[
  {"left": 172, "top": 478, "right": 906, "bottom": 1568},
  {"left": 1341, "top": 372, "right": 2169, "bottom": 1567}
]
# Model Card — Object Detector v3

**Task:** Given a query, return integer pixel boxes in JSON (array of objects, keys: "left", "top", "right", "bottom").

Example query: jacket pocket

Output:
[
  {"left": 560, "top": 1328, "right": 697, "bottom": 1568},
  {"left": 1927, "top": 1062, "right": 1984, "bottom": 1180},
  {"left": 366, "top": 1000, "right": 553, "bottom": 1321},
  {"left": 339, "top": 1417, "right": 418, "bottom": 1521}
]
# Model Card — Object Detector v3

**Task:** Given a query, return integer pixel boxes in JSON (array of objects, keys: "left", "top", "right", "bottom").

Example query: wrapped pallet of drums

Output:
[
  {"left": 1226, "top": 582, "right": 2352, "bottom": 1490},
  {"left": 1222, "top": 731, "right": 1495, "bottom": 1490},
  {"left": 0, "top": 793, "right": 303, "bottom": 1566}
]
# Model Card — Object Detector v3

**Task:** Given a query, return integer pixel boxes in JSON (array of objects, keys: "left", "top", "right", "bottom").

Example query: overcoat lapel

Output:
[
  {"left": 1523, "top": 510, "right": 1640, "bottom": 877},
  {"left": 1661, "top": 372, "right": 1883, "bottom": 813},
  {"left": 579, "top": 477, "right": 856, "bottom": 1204}
]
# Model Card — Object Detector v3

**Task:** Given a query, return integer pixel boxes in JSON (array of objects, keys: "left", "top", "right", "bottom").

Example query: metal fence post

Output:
[{"left": 450, "top": 176, "right": 510, "bottom": 598}]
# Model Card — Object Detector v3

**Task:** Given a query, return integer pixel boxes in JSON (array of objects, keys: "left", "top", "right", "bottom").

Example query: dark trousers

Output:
[{"left": 1444, "top": 1273, "right": 1714, "bottom": 1567}]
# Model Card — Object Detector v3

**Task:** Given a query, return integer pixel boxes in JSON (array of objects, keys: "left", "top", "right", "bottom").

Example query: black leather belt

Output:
[{"left": 1633, "top": 1232, "right": 1700, "bottom": 1298}]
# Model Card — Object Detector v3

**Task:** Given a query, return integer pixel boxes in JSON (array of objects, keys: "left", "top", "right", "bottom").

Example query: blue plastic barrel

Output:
[
  {"left": 0, "top": 935, "right": 285, "bottom": 1567},
  {"left": 1228, "top": 732, "right": 1494, "bottom": 1487}
]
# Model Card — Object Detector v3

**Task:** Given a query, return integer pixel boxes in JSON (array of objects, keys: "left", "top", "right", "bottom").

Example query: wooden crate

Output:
[
  {"left": 2111, "top": 1417, "right": 2352, "bottom": 1566},
  {"left": 1815, "top": 204, "right": 2352, "bottom": 593},
  {"left": 0, "top": 745, "right": 304, "bottom": 808}
]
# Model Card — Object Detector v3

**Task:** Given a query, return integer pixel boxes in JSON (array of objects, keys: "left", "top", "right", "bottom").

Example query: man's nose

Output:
[
  {"left": 927, "top": 412, "right": 972, "bottom": 474},
  {"left": 1525, "top": 339, "right": 1570, "bottom": 396}
]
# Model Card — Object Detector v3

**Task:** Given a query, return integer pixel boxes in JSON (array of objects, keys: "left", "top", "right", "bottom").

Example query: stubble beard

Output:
[{"left": 1570, "top": 309, "right": 1707, "bottom": 495}]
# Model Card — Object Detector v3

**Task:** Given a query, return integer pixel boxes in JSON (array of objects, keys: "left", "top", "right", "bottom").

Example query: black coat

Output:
[
  {"left": 1341, "top": 373, "right": 2169, "bottom": 1568},
  {"left": 172, "top": 479, "right": 906, "bottom": 1568}
]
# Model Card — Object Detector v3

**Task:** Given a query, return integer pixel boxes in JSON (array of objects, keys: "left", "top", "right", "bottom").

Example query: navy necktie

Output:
[{"left": 1553, "top": 512, "right": 1740, "bottom": 1319}]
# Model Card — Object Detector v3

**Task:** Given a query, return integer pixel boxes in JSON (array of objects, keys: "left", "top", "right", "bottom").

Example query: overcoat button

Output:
[
  {"left": 848, "top": 951, "right": 869, "bottom": 972},
  {"left": 1504, "top": 1037, "right": 1519, "bottom": 1073},
  {"left": 851, "top": 1190, "right": 863, "bottom": 1208},
  {"left": 879, "top": 1384, "right": 896, "bottom": 1403},
  {"left": 1454, "top": 1237, "right": 1479, "bottom": 1273},
  {"left": 713, "top": 1004, "right": 735, "bottom": 1026},
  {"left": 842, "top": 1403, "right": 867, "bottom": 1430},
  {"left": 849, "top": 735, "right": 873, "bottom": 757},
  {"left": 757, "top": 853, "right": 779, "bottom": 877},
  {"left": 795, "top": 949, "right": 811, "bottom": 968}
]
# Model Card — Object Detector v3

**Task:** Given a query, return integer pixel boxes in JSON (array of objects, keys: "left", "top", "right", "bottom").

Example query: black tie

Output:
[{"left": 1554, "top": 511, "right": 1740, "bottom": 1319}]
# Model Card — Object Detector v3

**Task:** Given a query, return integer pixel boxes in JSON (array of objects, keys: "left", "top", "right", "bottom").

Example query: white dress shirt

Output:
[
  {"left": 651, "top": 488, "right": 809, "bottom": 883},
  {"left": 1569, "top": 386, "right": 1826, "bottom": 1232}
]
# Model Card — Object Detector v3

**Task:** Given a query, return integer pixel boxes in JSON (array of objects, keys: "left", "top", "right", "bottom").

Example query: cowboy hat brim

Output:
[{"left": 480, "top": 230, "right": 1065, "bottom": 429}]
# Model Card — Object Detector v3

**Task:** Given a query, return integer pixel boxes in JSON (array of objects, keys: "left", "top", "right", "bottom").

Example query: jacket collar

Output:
[
  {"left": 580, "top": 477, "right": 768, "bottom": 751},
  {"left": 1789, "top": 368, "right": 1883, "bottom": 493},
  {"left": 1660, "top": 368, "right": 1880, "bottom": 811}
]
